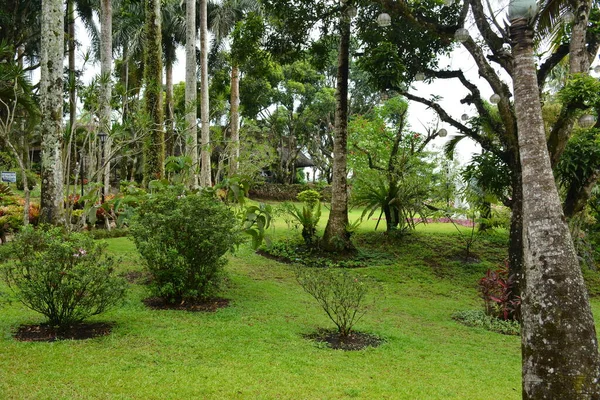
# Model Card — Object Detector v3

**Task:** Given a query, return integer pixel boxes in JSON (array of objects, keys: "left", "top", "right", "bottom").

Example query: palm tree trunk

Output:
[
  {"left": 322, "top": 15, "right": 353, "bottom": 252},
  {"left": 101, "top": 0, "right": 113, "bottom": 198},
  {"left": 229, "top": 64, "right": 240, "bottom": 176},
  {"left": 511, "top": 17, "right": 600, "bottom": 399},
  {"left": 199, "top": 0, "right": 212, "bottom": 187},
  {"left": 143, "top": 0, "right": 165, "bottom": 185},
  {"left": 39, "top": 0, "right": 65, "bottom": 225},
  {"left": 185, "top": 0, "right": 198, "bottom": 187}
]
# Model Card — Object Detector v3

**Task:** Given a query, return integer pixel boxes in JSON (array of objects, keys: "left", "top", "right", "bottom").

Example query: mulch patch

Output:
[
  {"left": 142, "top": 297, "right": 230, "bottom": 312},
  {"left": 13, "top": 322, "right": 114, "bottom": 342},
  {"left": 304, "top": 329, "right": 384, "bottom": 351}
]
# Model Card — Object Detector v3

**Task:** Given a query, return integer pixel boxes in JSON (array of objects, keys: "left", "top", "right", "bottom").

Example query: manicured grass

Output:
[{"left": 1, "top": 216, "right": 592, "bottom": 399}]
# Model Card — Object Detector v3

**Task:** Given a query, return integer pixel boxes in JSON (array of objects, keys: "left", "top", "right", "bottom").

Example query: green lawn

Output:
[{"left": 1, "top": 219, "right": 591, "bottom": 399}]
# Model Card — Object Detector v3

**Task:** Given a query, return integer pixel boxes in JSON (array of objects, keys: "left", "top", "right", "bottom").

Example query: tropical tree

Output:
[
  {"left": 199, "top": 0, "right": 211, "bottom": 187},
  {"left": 143, "top": 0, "right": 165, "bottom": 184},
  {"left": 185, "top": 0, "right": 198, "bottom": 186},
  {"left": 39, "top": 0, "right": 65, "bottom": 224},
  {"left": 509, "top": 1, "right": 600, "bottom": 397},
  {"left": 100, "top": 0, "right": 113, "bottom": 198},
  {"left": 210, "top": 0, "right": 262, "bottom": 176}
]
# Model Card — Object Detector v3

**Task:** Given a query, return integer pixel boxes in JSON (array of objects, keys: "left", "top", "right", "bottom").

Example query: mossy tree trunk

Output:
[
  {"left": 39, "top": 0, "right": 65, "bottom": 225},
  {"left": 511, "top": 17, "right": 600, "bottom": 399},
  {"left": 143, "top": 0, "right": 165, "bottom": 185}
]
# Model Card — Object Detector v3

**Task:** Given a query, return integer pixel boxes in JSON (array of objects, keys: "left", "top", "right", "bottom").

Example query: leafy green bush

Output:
[
  {"left": 295, "top": 266, "right": 378, "bottom": 337},
  {"left": 16, "top": 169, "right": 37, "bottom": 191},
  {"left": 452, "top": 310, "right": 520, "bottom": 335},
  {"left": 131, "top": 190, "right": 243, "bottom": 303},
  {"left": 2, "top": 226, "right": 127, "bottom": 328}
]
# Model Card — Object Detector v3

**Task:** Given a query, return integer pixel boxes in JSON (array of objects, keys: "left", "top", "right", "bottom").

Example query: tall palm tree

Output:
[
  {"left": 509, "top": 3, "right": 600, "bottom": 397},
  {"left": 210, "top": 0, "right": 261, "bottom": 176},
  {"left": 143, "top": 0, "right": 165, "bottom": 184},
  {"left": 100, "top": 0, "right": 113, "bottom": 198},
  {"left": 162, "top": 0, "right": 186, "bottom": 157},
  {"left": 199, "top": 0, "right": 212, "bottom": 186},
  {"left": 39, "top": 0, "right": 65, "bottom": 225},
  {"left": 185, "top": 0, "right": 198, "bottom": 186}
]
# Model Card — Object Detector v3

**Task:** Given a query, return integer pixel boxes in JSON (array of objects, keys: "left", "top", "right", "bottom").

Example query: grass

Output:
[{"left": 2, "top": 212, "right": 591, "bottom": 399}]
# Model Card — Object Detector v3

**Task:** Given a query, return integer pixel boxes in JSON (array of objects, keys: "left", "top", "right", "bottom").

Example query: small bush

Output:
[
  {"left": 2, "top": 226, "right": 127, "bottom": 328},
  {"left": 478, "top": 261, "right": 521, "bottom": 321},
  {"left": 452, "top": 310, "right": 520, "bottom": 335},
  {"left": 130, "top": 190, "right": 243, "bottom": 303},
  {"left": 16, "top": 169, "right": 37, "bottom": 191},
  {"left": 295, "top": 266, "right": 378, "bottom": 337},
  {"left": 284, "top": 190, "right": 322, "bottom": 248}
]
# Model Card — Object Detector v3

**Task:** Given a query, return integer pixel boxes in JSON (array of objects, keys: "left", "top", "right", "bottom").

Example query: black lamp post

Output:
[{"left": 98, "top": 132, "right": 107, "bottom": 203}]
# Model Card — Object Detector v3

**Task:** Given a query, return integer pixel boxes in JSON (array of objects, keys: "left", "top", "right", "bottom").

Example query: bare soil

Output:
[
  {"left": 304, "top": 329, "right": 383, "bottom": 351},
  {"left": 13, "top": 322, "right": 114, "bottom": 342}
]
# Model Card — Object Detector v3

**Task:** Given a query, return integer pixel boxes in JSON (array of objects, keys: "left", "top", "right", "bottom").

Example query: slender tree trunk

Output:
[
  {"left": 508, "top": 161, "right": 524, "bottom": 298},
  {"left": 100, "top": 0, "right": 113, "bottom": 198},
  {"left": 322, "top": 15, "right": 353, "bottom": 252},
  {"left": 39, "top": 0, "right": 65, "bottom": 225},
  {"left": 229, "top": 64, "right": 240, "bottom": 176},
  {"left": 185, "top": 0, "right": 198, "bottom": 187},
  {"left": 143, "top": 0, "right": 165, "bottom": 185},
  {"left": 511, "top": 17, "right": 600, "bottom": 399},
  {"left": 68, "top": 0, "right": 76, "bottom": 138},
  {"left": 199, "top": 0, "right": 212, "bottom": 187},
  {"left": 165, "top": 60, "right": 175, "bottom": 157}
]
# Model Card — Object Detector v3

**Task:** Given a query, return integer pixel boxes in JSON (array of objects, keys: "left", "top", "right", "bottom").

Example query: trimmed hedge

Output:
[{"left": 249, "top": 183, "right": 331, "bottom": 202}]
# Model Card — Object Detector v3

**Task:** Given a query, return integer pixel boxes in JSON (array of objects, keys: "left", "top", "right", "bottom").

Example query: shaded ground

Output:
[
  {"left": 143, "top": 297, "right": 230, "bottom": 312},
  {"left": 304, "top": 329, "right": 383, "bottom": 351},
  {"left": 14, "top": 322, "right": 114, "bottom": 342}
]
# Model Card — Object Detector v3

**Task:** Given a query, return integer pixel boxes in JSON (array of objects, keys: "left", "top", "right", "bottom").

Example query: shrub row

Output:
[{"left": 249, "top": 183, "right": 331, "bottom": 202}]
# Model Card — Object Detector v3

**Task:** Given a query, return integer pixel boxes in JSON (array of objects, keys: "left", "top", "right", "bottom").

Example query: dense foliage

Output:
[
  {"left": 2, "top": 226, "right": 127, "bottom": 327},
  {"left": 131, "top": 189, "right": 243, "bottom": 303}
]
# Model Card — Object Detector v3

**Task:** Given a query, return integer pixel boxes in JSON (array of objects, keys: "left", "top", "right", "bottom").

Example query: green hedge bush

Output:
[
  {"left": 2, "top": 226, "right": 127, "bottom": 328},
  {"left": 131, "top": 190, "right": 243, "bottom": 303}
]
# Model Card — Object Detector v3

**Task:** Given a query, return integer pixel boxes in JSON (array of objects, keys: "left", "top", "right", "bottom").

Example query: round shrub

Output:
[
  {"left": 2, "top": 226, "right": 127, "bottom": 328},
  {"left": 130, "top": 190, "right": 243, "bottom": 303}
]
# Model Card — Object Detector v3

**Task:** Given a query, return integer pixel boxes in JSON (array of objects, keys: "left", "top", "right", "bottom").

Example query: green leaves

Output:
[{"left": 242, "top": 203, "right": 273, "bottom": 249}]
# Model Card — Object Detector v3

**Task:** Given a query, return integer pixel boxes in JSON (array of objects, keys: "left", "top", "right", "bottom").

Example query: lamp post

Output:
[{"left": 98, "top": 132, "right": 107, "bottom": 203}]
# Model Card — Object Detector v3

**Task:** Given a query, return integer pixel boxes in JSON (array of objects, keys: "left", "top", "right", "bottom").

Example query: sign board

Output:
[{"left": 1, "top": 172, "right": 17, "bottom": 183}]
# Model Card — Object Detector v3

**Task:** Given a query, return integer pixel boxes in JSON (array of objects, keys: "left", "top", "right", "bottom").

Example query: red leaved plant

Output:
[{"left": 478, "top": 261, "right": 521, "bottom": 321}]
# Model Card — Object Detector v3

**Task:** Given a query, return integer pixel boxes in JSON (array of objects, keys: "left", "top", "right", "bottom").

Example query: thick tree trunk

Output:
[
  {"left": 322, "top": 16, "right": 353, "bottom": 252},
  {"left": 199, "top": 0, "right": 212, "bottom": 187},
  {"left": 101, "top": 0, "right": 112, "bottom": 198},
  {"left": 511, "top": 17, "right": 600, "bottom": 399},
  {"left": 229, "top": 64, "right": 240, "bottom": 176},
  {"left": 39, "top": 0, "right": 65, "bottom": 225},
  {"left": 185, "top": 0, "right": 198, "bottom": 187},
  {"left": 143, "top": 0, "right": 165, "bottom": 185}
]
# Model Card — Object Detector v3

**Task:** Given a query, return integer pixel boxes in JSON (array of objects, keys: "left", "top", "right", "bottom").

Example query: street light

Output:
[
  {"left": 346, "top": 6, "right": 357, "bottom": 18},
  {"left": 461, "top": 113, "right": 469, "bottom": 121},
  {"left": 98, "top": 132, "right": 107, "bottom": 203},
  {"left": 437, "top": 128, "right": 448, "bottom": 137},
  {"left": 454, "top": 28, "right": 470, "bottom": 42},
  {"left": 490, "top": 93, "right": 501, "bottom": 104},
  {"left": 579, "top": 114, "right": 596, "bottom": 128},
  {"left": 377, "top": 13, "right": 391, "bottom": 27}
]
